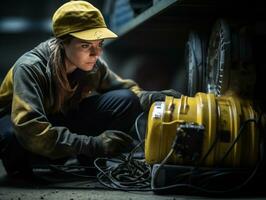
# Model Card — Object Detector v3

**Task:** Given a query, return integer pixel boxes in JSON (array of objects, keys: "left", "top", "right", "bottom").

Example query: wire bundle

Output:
[
  {"left": 94, "top": 145, "right": 151, "bottom": 191},
  {"left": 94, "top": 155, "right": 151, "bottom": 191}
]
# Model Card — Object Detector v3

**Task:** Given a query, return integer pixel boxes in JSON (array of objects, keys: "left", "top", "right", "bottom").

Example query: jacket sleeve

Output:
[
  {"left": 97, "top": 58, "right": 143, "bottom": 95},
  {"left": 11, "top": 65, "right": 97, "bottom": 159},
  {"left": 97, "top": 59, "right": 165, "bottom": 110}
]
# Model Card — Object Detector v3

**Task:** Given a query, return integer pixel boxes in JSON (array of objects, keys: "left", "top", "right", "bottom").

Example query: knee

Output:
[
  {"left": 115, "top": 89, "right": 142, "bottom": 111},
  {"left": 0, "top": 116, "right": 15, "bottom": 146},
  {"left": 0, "top": 128, "right": 19, "bottom": 156}
]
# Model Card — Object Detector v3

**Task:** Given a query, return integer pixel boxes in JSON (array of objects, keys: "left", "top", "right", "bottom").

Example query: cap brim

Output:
[{"left": 70, "top": 27, "right": 117, "bottom": 41}]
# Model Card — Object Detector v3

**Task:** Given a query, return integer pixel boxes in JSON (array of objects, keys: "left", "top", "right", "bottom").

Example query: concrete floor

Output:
[
  {"left": 0, "top": 160, "right": 266, "bottom": 200},
  {"left": 0, "top": 187, "right": 185, "bottom": 200}
]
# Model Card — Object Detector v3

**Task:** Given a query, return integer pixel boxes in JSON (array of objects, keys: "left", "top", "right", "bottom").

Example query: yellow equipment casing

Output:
[{"left": 145, "top": 92, "right": 259, "bottom": 167}]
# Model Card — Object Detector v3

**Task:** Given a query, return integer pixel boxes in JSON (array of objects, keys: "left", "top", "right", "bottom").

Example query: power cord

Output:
[
  {"left": 218, "top": 119, "right": 257, "bottom": 165},
  {"left": 48, "top": 164, "right": 97, "bottom": 179},
  {"left": 94, "top": 141, "right": 152, "bottom": 191}
]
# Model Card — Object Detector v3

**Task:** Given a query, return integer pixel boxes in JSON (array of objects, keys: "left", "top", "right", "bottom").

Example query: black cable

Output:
[
  {"left": 198, "top": 170, "right": 247, "bottom": 188},
  {"left": 186, "top": 131, "right": 221, "bottom": 185},
  {"left": 151, "top": 148, "right": 263, "bottom": 195},
  {"left": 134, "top": 112, "right": 146, "bottom": 152},
  {"left": 48, "top": 164, "right": 97, "bottom": 179},
  {"left": 197, "top": 131, "right": 221, "bottom": 166},
  {"left": 94, "top": 142, "right": 152, "bottom": 191},
  {"left": 218, "top": 118, "right": 257, "bottom": 165},
  {"left": 127, "top": 140, "right": 144, "bottom": 161}
]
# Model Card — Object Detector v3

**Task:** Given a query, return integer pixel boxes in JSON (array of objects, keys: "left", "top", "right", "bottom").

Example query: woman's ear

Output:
[
  {"left": 61, "top": 42, "right": 66, "bottom": 50},
  {"left": 60, "top": 35, "right": 73, "bottom": 49}
]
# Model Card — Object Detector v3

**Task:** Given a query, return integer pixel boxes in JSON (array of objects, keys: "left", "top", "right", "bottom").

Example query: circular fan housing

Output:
[{"left": 206, "top": 19, "right": 231, "bottom": 96}]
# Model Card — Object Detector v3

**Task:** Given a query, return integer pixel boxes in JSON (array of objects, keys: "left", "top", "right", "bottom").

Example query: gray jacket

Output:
[{"left": 0, "top": 38, "right": 144, "bottom": 159}]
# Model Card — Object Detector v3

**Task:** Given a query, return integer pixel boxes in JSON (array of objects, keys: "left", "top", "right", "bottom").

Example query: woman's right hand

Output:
[{"left": 94, "top": 130, "right": 133, "bottom": 156}]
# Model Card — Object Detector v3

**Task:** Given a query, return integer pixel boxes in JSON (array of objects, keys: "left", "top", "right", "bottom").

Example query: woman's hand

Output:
[
  {"left": 139, "top": 89, "right": 182, "bottom": 111},
  {"left": 94, "top": 130, "right": 133, "bottom": 156}
]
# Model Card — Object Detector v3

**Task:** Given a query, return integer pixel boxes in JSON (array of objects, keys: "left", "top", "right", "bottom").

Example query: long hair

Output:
[{"left": 49, "top": 36, "right": 78, "bottom": 113}]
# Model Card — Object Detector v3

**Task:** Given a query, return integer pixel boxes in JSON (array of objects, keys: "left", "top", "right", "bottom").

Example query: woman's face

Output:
[{"left": 63, "top": 37, "right": 104, "bottom": 73}]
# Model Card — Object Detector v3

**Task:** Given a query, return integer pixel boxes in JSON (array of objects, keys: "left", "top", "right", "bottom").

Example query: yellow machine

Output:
[{"left": 145, "top": 92, "right": 261, "bottom": 168}]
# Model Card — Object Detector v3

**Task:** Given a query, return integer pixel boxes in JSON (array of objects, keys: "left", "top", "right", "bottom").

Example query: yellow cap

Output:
[{"left": 52, "top": 0, "right": 117, "bottom": 40}]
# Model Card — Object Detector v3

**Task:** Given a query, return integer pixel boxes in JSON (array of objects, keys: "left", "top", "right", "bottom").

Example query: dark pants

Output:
[
  {"left": 54, "top": 89, "right": 142, "bottom": 134},
  {"left": 0, "top": 89, "right": 143, "bottom": 175}
]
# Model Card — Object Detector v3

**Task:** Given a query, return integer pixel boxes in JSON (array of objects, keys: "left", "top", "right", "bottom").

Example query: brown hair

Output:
[{"left": 50, "top": 36, "right": 78, "bottom": 113}]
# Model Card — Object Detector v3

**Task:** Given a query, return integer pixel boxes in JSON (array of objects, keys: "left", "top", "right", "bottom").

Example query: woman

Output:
[{"left": 0, "top": 0, "right": 180, "bottom": 176}]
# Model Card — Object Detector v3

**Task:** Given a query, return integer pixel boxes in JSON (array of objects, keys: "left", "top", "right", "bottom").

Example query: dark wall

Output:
[{"left": 0, "top": 0, "right": 65, "bottom": 80}]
